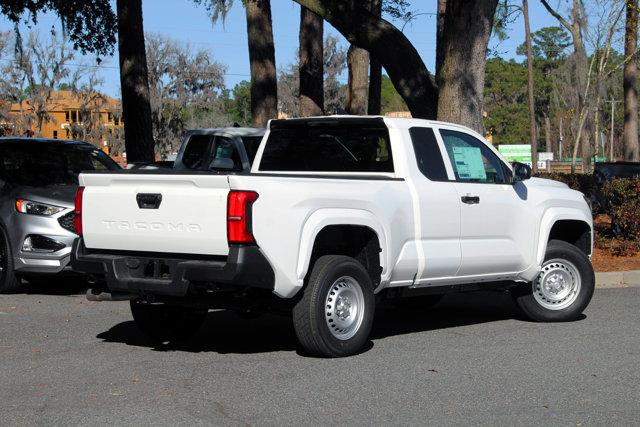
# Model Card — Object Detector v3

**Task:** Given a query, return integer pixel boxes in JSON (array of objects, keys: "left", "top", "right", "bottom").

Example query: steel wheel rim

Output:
[
  {"left": 324, "top": 276, "right": 365, "bottom": 340},
  {"left": 533, "top": 258, "right": 581, "bottom": 310}
]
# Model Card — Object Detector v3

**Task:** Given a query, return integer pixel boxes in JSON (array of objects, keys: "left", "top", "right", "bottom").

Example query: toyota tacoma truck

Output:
[{"left": 71, "top": 117, "right": 594, "bottom": 357}]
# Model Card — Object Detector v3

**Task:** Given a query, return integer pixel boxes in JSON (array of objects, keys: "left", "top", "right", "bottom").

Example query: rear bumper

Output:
[{"left": 71, "top": 238, "right": 274, "bottom": 297}]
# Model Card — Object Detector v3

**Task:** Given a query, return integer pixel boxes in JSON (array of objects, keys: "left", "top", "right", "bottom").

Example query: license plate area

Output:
[{"left": 117, "top": 258, "right": 178, "bottom": 282}]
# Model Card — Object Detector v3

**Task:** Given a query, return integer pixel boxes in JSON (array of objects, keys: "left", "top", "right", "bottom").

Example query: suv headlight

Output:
[{"left": 15, "top": 199, "right": 64, "bottom": 216}]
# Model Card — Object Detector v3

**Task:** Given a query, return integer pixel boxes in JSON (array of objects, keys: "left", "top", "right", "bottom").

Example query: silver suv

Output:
[{"left": 0, "top": 138, "right": 120, "bottom": 292}]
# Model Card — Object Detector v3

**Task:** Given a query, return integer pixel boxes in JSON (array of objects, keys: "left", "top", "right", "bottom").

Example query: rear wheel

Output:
[
  {"left": 130, "top": 300, "right": 207, "bottom": 343},
  {"left": 293, "top": 255, "right": 375, "bottom": 357},
  {"left": 512, "top": 240, "right": 594, "bottom": 322},
  {"left": 0, "top": 226, "right": 23, "bottom": 294}
]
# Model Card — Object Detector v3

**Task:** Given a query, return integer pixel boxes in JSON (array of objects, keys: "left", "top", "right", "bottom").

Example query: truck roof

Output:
[
  {"left": 186, "top": 127, "right": 265, "bottom": 137},
  {"left": 267, "top": 115, "right": 478, "bottom": 134}
]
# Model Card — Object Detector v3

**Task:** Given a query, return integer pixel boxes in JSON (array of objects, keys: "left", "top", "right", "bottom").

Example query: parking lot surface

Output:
[{"left": 1, "top": 284, "right": 639, "bottom": 426}]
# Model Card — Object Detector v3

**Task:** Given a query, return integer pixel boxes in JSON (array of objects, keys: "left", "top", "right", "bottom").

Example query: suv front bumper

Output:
[{"left": 71, "top": 239, "right": 275, "bottom": 297}]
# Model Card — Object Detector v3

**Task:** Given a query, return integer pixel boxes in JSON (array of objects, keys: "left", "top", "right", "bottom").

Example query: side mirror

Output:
[
  {"left": 512, "top": 162, "right": 532, "bottom": 183},
  {"left": 209, "top": 157, "right": 235, "bottom": 171}
]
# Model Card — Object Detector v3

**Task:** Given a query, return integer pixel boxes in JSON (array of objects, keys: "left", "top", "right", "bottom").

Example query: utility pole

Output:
[
  {"left": 523, "top": 0, "right": 538, "bottom": 173},
  {"left": 605, "top": 98, "right": 622, "bottom": 161},
  {"left": 559, "top": 116, "right": 564, "bottom": 161}
]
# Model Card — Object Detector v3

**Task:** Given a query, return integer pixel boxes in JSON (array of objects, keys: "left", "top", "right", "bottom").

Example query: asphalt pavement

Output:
[{"left": 1, "top": 281, "right": 639, "bottom": 426}]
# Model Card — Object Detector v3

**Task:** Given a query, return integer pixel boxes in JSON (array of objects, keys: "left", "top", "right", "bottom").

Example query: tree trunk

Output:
[
  {"left": 245, "top": 0, "right": 278, "bottom": 127},
  {"left": 541, "top": 0, "right": 592, "bottom": 172},
  {"left": 544, "top": 113, "right": 553, "bottom": 154},
  {"left": 116, "top": 0, "right": 155, "bottom": 163},
  {"left": 367, "top": 0, "right": 382, "bottom": 115},
  {"left": 346, "top": 45, "right": 369, "bottom": 115},
  {"left": 435, "top": 0, "right": 447, "bottom": 85},
  {"left": 571, "top": 0, "right": 592, "bottom": 172},
  {"left": 437, "top": 0, "right": 498, "bottom": 133},
  {"left": 624, "top": 0, "right": 640, "bottom": 161},
  {"left": 299, "top": 6, "right": 324, "bottom": 117},
  {"left": 291, "top": 0, "right": 438, "bottom": 119},
  {"left": 523, "top": 0, "right": 538, "bottom": 173}
]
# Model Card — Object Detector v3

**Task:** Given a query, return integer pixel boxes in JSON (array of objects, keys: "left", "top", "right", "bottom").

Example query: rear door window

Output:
[
  {"left": 209, "top": 136, "right": 243, "bottom": 172},
  {"left": 409, "top": 127, "right": 449, "bottom": 181},
  {"left": 181, "top": 135, "right": 212, "bottom": 170}
]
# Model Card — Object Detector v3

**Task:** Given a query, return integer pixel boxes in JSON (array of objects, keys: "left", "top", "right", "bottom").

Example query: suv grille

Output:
[{"left": 58, "top": 211, "right": 76, "bottom": 234}]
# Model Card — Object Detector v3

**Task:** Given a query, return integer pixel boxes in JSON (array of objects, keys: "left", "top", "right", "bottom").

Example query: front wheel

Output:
[
  {"left": 130, "top": 300, "right": 208, "bottom": 343},
  {"left": 293, "top": 255, "right": 375, "bottom": 357},
  {"left": 0, "top": 226, "right": 23, "bottom": 294},
  {"left": 512, "top": 240, "right": 595, "bottom": 322}
]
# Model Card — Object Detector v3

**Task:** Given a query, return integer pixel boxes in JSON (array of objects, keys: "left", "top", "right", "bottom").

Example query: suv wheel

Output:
[
  {"left": 130, "top": 300, "right": 208, "bottom": 344},
  {"left": 0, "top": 226, "right": 23, "bottom": 294},
  {"left": 293, "top": 255, "right": 375, "bottom": 357},
  {"left": 512, "top": 240, "right": 595, "bottom": 322}
]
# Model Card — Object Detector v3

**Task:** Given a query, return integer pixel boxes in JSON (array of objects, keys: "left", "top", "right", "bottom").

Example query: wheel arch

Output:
[
  {"left": 296, "top": 209, "right": 388, "bottom": 289},
  {"left": 536, "top": 208, "right": 593, "bottom": 266}
]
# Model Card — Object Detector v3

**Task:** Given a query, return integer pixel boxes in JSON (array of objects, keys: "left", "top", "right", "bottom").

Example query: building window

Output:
[
  {"left": 108, "top": 112, "right": 113, "bottom": 123},
  {"left": 53, "top": 130, "right": 58, "bottom": 139},
  {"left": 71, "top": 110, "right": 77, "bottom": 122},
  {"left": 65, "top": 111, "right": 70, "bottom": 122}
]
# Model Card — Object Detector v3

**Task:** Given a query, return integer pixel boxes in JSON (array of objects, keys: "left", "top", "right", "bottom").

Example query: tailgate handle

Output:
[{"left": 136, "top": 193, "right": 162, "bottom": 209}]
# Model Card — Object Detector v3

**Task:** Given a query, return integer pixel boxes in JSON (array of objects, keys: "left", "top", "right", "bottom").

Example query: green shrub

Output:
[
  {"left": 600, "top": 178, "right": 640, "bottom": 207},
  {"left": 535, "top": 172, "right": 596, "bottom": 197},
  {"left": 599, "top": 179, "right": 640, "bottom": 241},
  {"left": 537, "top": 173, "right": 640, "bottom": 248}
]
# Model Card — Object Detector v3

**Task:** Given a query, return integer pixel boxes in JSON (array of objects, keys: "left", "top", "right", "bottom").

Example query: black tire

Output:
[
  {"left": 130, "top": 300, "right": 208, "bottom": 343},
  {"left": 293, "top": 255, "right": 375, "bottom": 357},
  {"left": 512, "top": 240, "right": 595, "bottom": 322},
  {"left": 391, "top": 294, "right": 445, "bottom": 310},
  {"left": 0, "top": 226, "right": 23, "bottom": 294}
]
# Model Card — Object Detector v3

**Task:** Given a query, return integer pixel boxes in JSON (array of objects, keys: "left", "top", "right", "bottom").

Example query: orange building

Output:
[{"left": 7, "top": 90, "right": 123, "bottom": 148}]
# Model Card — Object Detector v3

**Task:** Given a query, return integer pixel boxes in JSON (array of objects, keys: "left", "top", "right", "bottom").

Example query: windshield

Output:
[{"left": 0, "top": 143, "right": 120, "bottom": 186}]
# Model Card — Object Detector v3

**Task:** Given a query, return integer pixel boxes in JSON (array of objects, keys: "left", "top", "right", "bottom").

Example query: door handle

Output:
[{"left": 461, "top": 195, "right": 480, "bottom": 204}]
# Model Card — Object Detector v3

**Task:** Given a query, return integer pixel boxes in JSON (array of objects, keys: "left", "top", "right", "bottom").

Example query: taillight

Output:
[
  {"left": 227, "top": 190, "right": 259, "bottom": 244},
  {"left": 74, "top": 186, "right": 84, "bottom": 236}
]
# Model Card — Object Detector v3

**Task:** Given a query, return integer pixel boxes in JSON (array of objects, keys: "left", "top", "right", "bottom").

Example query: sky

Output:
[{"left": 0, "top": 0, "right": 561, "bottom": 99}]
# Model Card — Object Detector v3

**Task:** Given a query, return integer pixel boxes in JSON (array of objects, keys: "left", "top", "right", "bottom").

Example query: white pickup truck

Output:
[{"left": 72, "top": 117, "right": 594, "bottom": 357}]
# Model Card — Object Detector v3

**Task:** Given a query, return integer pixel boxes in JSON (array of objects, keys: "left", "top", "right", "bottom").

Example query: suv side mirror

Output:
[
  {"left": 209, "top": 157, "right": 236, "bottom": 171},
  {"left": 512, "top": 162, "right": 532, "bottom": 183}
]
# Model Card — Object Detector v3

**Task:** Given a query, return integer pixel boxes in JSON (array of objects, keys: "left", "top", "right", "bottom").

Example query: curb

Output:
[{"left": 595, "top": 270, "right": 640, "bottom": 289}]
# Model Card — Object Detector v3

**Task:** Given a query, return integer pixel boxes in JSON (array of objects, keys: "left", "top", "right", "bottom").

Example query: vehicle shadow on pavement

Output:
[
  {"left": 95, "top": 290, "right": 567, "bottom": 355},
  {"left": 372, "top": 291, "right": 522, "bottom": 340},
  {"left": 20, "top": 276, "right": 88, "bottom": 296},
  {"left": 97, "top": 310, "right": 299, "bottom": 354}
]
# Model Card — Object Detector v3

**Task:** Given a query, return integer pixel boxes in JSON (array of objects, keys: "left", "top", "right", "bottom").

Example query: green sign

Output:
[{"left": 498, "top": 144, "right": 531, "bottom": 162}]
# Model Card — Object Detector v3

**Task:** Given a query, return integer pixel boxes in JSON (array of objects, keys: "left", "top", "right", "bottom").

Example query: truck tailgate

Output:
[{"left": 79, "top": 173, "right": 230, "bottom": 256}]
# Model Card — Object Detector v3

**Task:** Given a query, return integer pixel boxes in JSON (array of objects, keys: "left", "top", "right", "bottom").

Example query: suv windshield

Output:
[{"left": 0, "top": 143, "right": 119, "bottom": 186}]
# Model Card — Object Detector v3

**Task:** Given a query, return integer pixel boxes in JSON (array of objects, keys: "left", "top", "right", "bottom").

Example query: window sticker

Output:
[{"left": 452, "top": 146, "right": 487, "bottom": 180}]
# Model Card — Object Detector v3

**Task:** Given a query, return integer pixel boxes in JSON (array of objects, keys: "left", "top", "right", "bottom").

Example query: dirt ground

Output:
[
  {"left": 590, "top": 214, "right": 640, "bottom": 272},
  {"left": 592, "top": 247, "right": 640, "bottom": 272}
]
